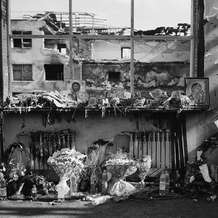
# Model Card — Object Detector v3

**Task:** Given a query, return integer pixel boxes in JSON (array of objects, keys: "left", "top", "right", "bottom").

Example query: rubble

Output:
[{"left": 4, "top": 88, "right": 201, "bottom": 116}]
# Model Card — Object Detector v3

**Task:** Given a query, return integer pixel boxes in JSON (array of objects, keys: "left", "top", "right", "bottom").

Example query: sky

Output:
[{"left": 11, "top": 0, "right": 191, "bottom": 30}]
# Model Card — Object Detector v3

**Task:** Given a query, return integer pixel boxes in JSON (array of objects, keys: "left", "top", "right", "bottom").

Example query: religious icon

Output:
[{"left": 185, "top": 78, "right": 209, "bottom": 107}]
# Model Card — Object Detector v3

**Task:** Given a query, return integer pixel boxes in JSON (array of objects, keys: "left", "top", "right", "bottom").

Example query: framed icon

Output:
[{"left": 185, "top": 77, "right": 209, "bottom": 107}]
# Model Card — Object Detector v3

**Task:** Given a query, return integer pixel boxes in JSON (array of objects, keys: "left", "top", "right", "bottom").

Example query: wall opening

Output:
[
  {"left": 44, "top": 39, "right": 57, "bottom": 49},
  {"left": 121, "top": 47, "right": 131, "bottom": 59},
  {"left": 108, "top": 71, "right": 121, "bottom": 83},
  {"left": 44, "top": 64, "right": 64, "bottom": 81},
  {"left": 57, "top": 43, "right": 67, "bottom": 55},
  {"left": 44, "top": 40, "right": 67, "bottom": 55}
]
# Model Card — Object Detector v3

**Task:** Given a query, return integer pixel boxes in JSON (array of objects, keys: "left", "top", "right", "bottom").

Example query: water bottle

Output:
[
  {"left": 90, "top": 168, "right": 97, "bottom": 194},
  {"left": 0, "top": 173, "right": 7, "bottom": 199},
  {"left": 31, "top": 184, "right": 37, "bottom": 200},
  {"left": 101, "top": 170, "right": 108, "bottom": 195},
  {"left": 159, "top": 170, "right": 170, "bottom": 196},
  {"left": 165, "top": 170, "right": 170, "bottom": 193}
]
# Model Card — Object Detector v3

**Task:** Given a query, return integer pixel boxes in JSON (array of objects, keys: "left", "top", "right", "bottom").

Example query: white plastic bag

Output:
[
  {"left": 56, "top": 176, "right": 70, "bottom": 199},
  {"left": 199, "top": 164, "right": 212, "bottom": 183},
  {"left": 109, "top": 180, "right": 136, "bottom": 197}
]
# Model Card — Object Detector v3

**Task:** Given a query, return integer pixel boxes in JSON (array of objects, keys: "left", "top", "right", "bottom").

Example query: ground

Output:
[{"left": 0, "top": 198, "right": 218, "bottom": 218}]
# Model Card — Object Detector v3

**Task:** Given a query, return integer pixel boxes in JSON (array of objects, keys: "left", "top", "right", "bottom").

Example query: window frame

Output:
[
  {"left": 121, "top": 47, "right": 131, "bottom": 59},
  {"left": 12, "top": 64, "right": 33, "bottom": 81},
  {"left": 12, "top": 31, "right": 32, "bottom": 48}
]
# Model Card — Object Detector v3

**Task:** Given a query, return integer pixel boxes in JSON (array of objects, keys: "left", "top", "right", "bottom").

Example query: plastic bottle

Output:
[
  {"left": 159, "top": 170, "right": 170, "bottom": 196},
  {"left": 101, "top": 170, "right": 108, "bottom": 195},
  {"left": 90, "top": 167, "right": 97, "bottom": 194},
  {"left": 165, "top": 170, "right": 170, "bottom": 193},
  {"left": 31, "top": 184, "right": 37, "bottom": 200},
  {"left": 0, "top": 173, "right": 7, "bottom": 199},
  {"left": 70, "top": 176, "right": 78, "bottom": 196}
]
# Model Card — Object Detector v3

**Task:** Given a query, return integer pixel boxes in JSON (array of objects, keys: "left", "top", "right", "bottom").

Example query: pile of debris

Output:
[
  {"left": 4, "top": 89, "right": 198, "bottom": 113},
  {"left": 4, "top": 91, "right": 81, "bottom": 109},
  {"left": 134, "top": 23, "right": 191, "bottom": 36}
]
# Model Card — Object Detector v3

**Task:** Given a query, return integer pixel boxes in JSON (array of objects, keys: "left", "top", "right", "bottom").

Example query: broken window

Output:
[
  {"left": 13, "top": 64, "right": 33, "bottom": 81},
  {"left": 108, "top": 71, "right": 121, "bottom": 83},
  {"left": 44, "top": 39, "right": 57, "bottom": 49},
  {"left": 12, "top": 31, "right": 32, "bottom": 48},
  {"left": 121, "top": 47, "right": 131, "bottom": 59},
  {"left": 57, "top": 43, "right": 67, "bottom": 55},
  {"left": 44, "top": 64, "right": 64, "bottom": 81},
  {"left": 44, "top": 40, "right": 67, "bottom": 55}
]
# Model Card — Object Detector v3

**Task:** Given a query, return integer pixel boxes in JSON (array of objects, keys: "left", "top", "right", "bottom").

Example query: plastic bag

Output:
[
  {"left": 109, "top": 180, "right": 136, "bottom": 197},
  {"left": 199, "top": 164, "right": 212, "bottom": 183},
  {"left": 85, "top": 195, "right": 112, "bottom": 205},
  {"left": 56, "top": 176, "right": 70, "bottom": 199}
]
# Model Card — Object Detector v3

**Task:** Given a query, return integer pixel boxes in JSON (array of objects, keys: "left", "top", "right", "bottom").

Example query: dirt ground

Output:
[{"left": 0, "top": 198, "right": 218, "bottom": 218}]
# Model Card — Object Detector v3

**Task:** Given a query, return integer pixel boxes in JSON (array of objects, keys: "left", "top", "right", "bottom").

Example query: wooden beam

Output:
[
  {"left": 197, "top": 0, "right": 205, "bottom": 78},
  {"left": 190, "top": 0, "right": 205, "bottom": 77},
  {"left": 0, "top": 0, "right": 9, "bottom": 160},
  {"left": 190, "top": 0, "right": 196, "bottom": 77}
]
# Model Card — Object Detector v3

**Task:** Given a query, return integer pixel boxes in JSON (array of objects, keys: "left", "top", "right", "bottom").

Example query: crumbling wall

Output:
[
  {"left": 186, "top": 0, "right": 218, "bottom": 160},
  {"left": 92, "top": 39, "right": 190, "bottom": 62},
  {"left": 10, "top": 19, "right": 190, "bottom": 94},
  {"left": 82, "top": 62, "right": 189, "bottom": 98}
]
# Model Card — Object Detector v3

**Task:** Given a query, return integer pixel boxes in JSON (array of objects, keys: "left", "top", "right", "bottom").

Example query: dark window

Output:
[
  {"left": 44, "top": 64, "right": 64, "bottom": 81},
  {"left": 57, "top": 43, "right": 67, "bottom": 54},
  {"left": 44, "top": 39, "right": 56, "bottom": 49},
  {"left": 12, "top": 31, "right": 32, "bottom": 48},
  {"left": 13, "top": 64, "right": 33, "bottom": 81},
  {"left": 108, "top": 71, "right": 121, "bottom": 83},
  {"left": 121, "top": 47, "right": 131, "bottom": 59}
]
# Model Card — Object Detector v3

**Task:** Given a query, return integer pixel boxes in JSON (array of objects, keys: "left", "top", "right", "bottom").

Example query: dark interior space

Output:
[
  {"left": 44, "top": 64, "right": 64, "bottom": 80},
  {"left": 108, "top": 71, "right": 121, "bottom": 83}
]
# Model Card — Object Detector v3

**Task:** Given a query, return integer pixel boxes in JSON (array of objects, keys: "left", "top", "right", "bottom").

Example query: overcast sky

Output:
[{"left": 11, "top": 0, "right": 191, "bottom": 30}]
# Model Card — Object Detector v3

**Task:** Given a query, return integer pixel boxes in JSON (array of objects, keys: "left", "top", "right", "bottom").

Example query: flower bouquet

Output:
[
  {"left": 47, "top": 148, "right": 86, "bottom": 199},
  {"left": 105, "top": 152, "right": 137, "bottom": 197}
]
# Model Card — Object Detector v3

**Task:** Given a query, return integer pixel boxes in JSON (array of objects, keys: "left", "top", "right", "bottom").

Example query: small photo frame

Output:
[{"left": 185, "top": 77, "right": 209, "bottom": 107}]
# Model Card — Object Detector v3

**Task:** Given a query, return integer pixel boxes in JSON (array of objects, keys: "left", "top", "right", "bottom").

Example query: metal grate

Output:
[
  {"left": 129, "top": 130, "right": 187, "bottom": 170},
  {"left": 30, "top": 129, "right": 76, "bottom": 170}
]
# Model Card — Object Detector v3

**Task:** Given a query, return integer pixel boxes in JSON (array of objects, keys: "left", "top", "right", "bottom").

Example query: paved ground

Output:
[{"left": 0, "top": 198, "right": 218, "bottom": 218}]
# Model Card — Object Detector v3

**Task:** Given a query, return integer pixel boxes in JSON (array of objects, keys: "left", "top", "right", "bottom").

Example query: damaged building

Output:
[
  {"left": 10, "top": 11, "right": 190, "bottom": 99},
  {"left": 2, "top": 0, "right": 218, "bottom": 202},
  {"left": 6, "top": 10, "right": 193, "bottom": 168}
]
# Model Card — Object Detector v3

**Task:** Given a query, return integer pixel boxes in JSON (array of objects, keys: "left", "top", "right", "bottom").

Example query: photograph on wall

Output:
[{"left": 185, "top": 78, "right": 209, "bottom": 107}]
